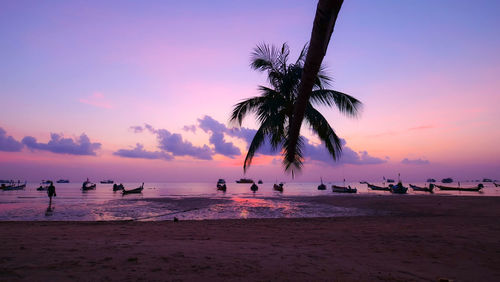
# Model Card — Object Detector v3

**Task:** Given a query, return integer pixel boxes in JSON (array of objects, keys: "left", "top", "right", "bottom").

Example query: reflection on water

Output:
[{"left": 0, "top": 181, "right": 498, "bottom": 221}]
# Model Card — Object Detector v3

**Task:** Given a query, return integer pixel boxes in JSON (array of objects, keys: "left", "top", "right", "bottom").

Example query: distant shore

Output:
[{"left": 1, "top": 195, "right": 500, "bottom": 281}]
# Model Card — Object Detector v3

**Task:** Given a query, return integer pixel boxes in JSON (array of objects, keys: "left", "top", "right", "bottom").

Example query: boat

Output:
[
  {"left": 250, "top": 183, "right": 258, "bottom": 192},
  {"left": 441, "top": 178, "right": 453, "bottom": 183},
  {"left": 426, "top": 178, "right": 436, "bottom": 183},
  {"left": 236, "top": 178, "right": 254, "bottom": 183},
  {"left": 331, "top": 184, "right": 357, "bottom": 193},
  {"left": 482, "top": 178, "right": 493, "bottom": 182},
  {"left": 82, "top": 179, "right": 96, "bottom": 190},
  {"left": 367, "top": 183, "right": 391, "bottom": 191},
  {"left": 37, "top": 180, "right": 53, "bottom": 191},
  {"left": 216, "top": 179, "right": 227, "bottom": 191},
  {"left": 494, "top": 182, "right": 500, "bottom": 187},
  {"left": 386, "top": 179, "right": 395, "bottom": 183},
  {"left": 56, "top": 179, "right": 69, "bottom": 183},
  {"left": 389, "top": 182, "right": 408, "bottom": 194},
  {"left": 113, "top": 183, "right": 124, "bottom": 191},
  {"left": 0, "top": 183, "right": 13, "bottom": 190},
  {"left": 273, "top": 182, "right": 284, "bottom": 192},
  {"left": 0, "top": 180, "right": 12, "bottom": 184},
  {"left": 122, "top": 183, "right": 144, "bottom": 194},
  {"left": 359, "top": 181, "right": 368, "bottom": 184},
  {"left": 2, "top": 181, "right": 26, "bottom": 191},
  {"left": 409, "top": 184, "right": 434, "bottom": 193},
  {"left": 37, "top": 184, "right": 49, "bottom": 191},
  {"left": 317, "top": 178, "right": 326, "bottom": 190},
  {"left": 100, "top": 180, "right": 114, "bottom": 184},
  {"left": 435, "top": 184, "right": 483, "bottom": 192},
  {"left": 257, "top": 179, "right": 263, "bottom": 184}
]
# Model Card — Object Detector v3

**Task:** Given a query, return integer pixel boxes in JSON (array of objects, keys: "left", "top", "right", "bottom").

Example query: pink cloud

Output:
[
  {"left": 79, "top": 92, "right": 112, "bottom": 109},
  {"left": 408, "top": 125, "right": 434, "bottom": 131}
]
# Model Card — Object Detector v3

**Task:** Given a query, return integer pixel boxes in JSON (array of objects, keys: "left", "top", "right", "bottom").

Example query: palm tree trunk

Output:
[{"left": 285, "top": 0, "right": 344, "bottom": 169}]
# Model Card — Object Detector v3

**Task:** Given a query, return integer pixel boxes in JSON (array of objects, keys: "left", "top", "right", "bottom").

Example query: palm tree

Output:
[
  {"left": 230, "top": 42, "right": 361, "bottom": 176},
  {"left": 287, "top": 0, "right": 344, "bottom": 171}
]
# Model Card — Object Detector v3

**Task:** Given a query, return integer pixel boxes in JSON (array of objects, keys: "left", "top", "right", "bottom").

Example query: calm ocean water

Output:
[{"left": 0, "top": 181, "right": 498, "bottom": 221}]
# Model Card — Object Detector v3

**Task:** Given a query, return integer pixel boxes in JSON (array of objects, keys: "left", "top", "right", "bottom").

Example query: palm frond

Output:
[
  {"left": 277, "top": 43, "right": 290, "bottom": 72},
  {"left": 229, "top": 96, "right": 264, "bottom": 126},
  {"left": 250, "top": 43, "right": 279, "bottom": 73},
  {"left": 295, "top": 43, "right": 308, "bottom": 66},
  {"left": 304, "top": 104, "right": 342, "bottom": 160},
  {"left": 315, "top": 65, "right": 332, "bottom": 89},
  {"left": 243, "top": 121, "right": 270, "bottom": 172},
  {"left": 282, "top": 135, "right": 304, "bottom": 176},
  {"left": 309, "top": 89, "right": 362, "bottom": 117}
]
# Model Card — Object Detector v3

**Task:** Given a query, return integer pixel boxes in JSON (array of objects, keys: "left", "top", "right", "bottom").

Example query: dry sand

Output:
[{"left": 1, "top": 195, "right": 500, "bottom": 281}]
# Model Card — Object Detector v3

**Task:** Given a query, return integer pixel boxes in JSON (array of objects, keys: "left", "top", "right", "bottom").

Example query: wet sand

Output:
[{"left": 1, "top": 195, "right": 500, "bottom": 281}]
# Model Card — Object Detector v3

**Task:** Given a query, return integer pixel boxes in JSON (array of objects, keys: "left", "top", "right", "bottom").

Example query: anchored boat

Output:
[
  {"left": 122, "top": 183, "right": 144, "bottom": 194},
  {"left": 409, "top": 184, "right": 434, "bottom": 193},
  {"left": 435, "top": 184, "right": 483, "bottom": 192},
  {"left": 82, "top": 179, "right": 96, "bottom": 190},
  {"left": 331, "top": 184, "right": 357, "bottom": 193},
  {"left": 367, "top": 183, "right": 391, "bottom": 191},
  {"left": 273, "top": 182, "right": 284, "bottom": 192},
  {"left": 216, "top": 179, "right": 227, "bottom": 191}
]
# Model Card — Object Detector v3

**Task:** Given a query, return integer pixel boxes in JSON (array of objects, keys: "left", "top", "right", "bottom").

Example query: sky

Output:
[{"left": 1, "top": 0, "right": 499, "bottom": 182}]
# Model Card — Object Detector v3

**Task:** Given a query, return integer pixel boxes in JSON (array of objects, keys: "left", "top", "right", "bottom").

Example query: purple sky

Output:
[{"left": 1, "top": 1, "right": 499, "bottom": 182}]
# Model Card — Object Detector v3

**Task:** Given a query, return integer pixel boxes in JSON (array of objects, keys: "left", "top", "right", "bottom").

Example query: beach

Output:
[{"left": 1, "top": 195, "right": 500, "bottom": 281}]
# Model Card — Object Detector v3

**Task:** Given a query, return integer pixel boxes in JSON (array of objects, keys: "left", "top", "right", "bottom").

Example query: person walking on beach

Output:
[{"left": 47, "top": 181, "right": 56, "bottom": 211}]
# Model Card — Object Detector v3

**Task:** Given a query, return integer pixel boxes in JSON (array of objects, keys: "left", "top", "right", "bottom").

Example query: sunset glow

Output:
[{"left": 1, "top": 0, "right": 499, "bottom": 182}]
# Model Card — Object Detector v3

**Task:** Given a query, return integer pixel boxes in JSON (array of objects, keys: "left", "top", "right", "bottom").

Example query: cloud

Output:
[
  {"left": 129, "top": 126, "right": 143, "bottom": 133},
  {"left": 22, "top": 133, "right": 101, "bottom": 156},
  {"left": 79, "top": 92, "right": 112, "bottom": 109},
  {"left": 156, "top": 129, "right": 213, "bottom": 160},
  {"left": 408, "top": 125, "right": 434, "bottom": 131},
  {"left": 144, "top": 124, "right": 156, "bottom": 133},
  {"left": 208, "top": 131, "right": 241, "bottom": 158},
  {"left": 401, "top": 158, "right": 430, "bottom": 165},
  {"left": 305, "top": 138, "right": 386, "bottom": 166},
  {"left": 113, "top": 143, "right": 173, "bottom": 160},
  {"left": 198, "top": 115, "right": 383, "bottom": 165},
  {"left": 118, "top": 124, "right": 214, "bottom": 161},
  {"left": 198, "top": 116, "right": 241, "bottom": 158},
  {"left": 198, "top": 116, "right": 227, "bottom": 133},
  {"left": 120, "top": 116, "right": 384, "bottom": 164},
  {"left": 227, "top": 126, "right": 279, "bottom": 156},
  {"left": 182, "top": 125, "right": 197, "bottom": 133},
  {"left": 0, "top": 127, "right": 23, "bottom": 152}
]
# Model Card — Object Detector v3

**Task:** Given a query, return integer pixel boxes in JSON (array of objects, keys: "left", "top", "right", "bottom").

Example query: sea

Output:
[{"left": 0, "top": 181, "right": 498, "bottom": 221}]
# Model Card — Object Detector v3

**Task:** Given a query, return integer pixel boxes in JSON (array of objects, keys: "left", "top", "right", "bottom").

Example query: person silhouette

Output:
[{"left": 47, "top": 181, "right": 56, "bottom": 211}]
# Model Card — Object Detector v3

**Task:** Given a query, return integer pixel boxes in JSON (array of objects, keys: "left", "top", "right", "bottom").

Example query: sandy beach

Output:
[{"left": 1, "top": 195, "right": 500, "bottom": 281}]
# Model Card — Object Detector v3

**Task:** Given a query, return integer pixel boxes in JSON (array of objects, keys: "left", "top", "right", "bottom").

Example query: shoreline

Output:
[{"left": 1, "top": 195, "right": 500, "bottom": 281}]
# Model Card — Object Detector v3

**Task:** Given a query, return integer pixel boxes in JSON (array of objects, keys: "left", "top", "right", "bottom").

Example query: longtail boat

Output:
[
  {"left": 236, "top": 178, "right": 253, "bottom": 183},
  {"left": 273, "top": 183, "right": 284, "bottom": 192},
  {"left": 37, "top": 185, "right": 49, "bottom": 191},
  {"left": 1, "top": 181, "right": 26, "bottom": 191},
  {"left": 82, "top": 180, "right": 96, "bottom": 190},
  {"left": 113, "top": 183, "right": 124, "bottom": 191},
  {"left": 122, "top": 183, "right": 144, "bottom": 194},
  {"left": 389, "top": 182, "right": 408, "bottom": 194},
  {"left": 435, "top": 184, "right": 483, "bottom": 192},
  {"left": 331, "top": 185, "right": 357, "bottom": 193},
  {"left": 317, "top": 178, "right": 326, "bottom": 190},
  {"left": 367, "top": 183, "right": 390, "bottom": 191},
  {"left": 409, "top": 184, "right": 434, "bottom": 193}
]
